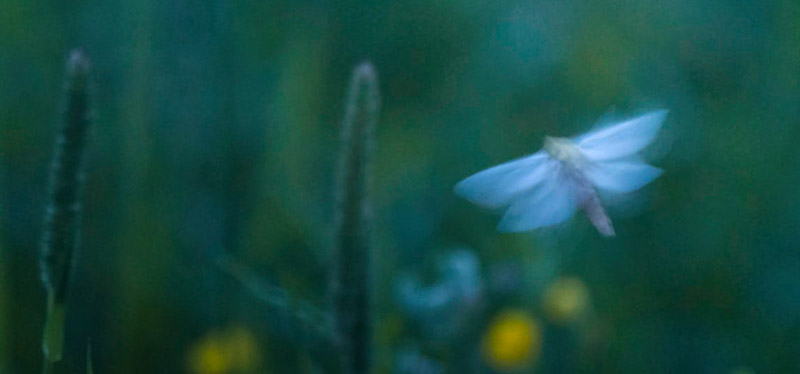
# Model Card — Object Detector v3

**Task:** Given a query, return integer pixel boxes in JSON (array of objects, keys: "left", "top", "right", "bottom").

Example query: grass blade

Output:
[
  {"left": 330, "top": 62, "right": 380, "bottom": 374},
  {"left": 39, "top": 49, "right": 92, "bottom": 370}
]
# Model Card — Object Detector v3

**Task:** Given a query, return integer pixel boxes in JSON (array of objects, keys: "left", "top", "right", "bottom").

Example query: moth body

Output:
[
  {"left": 543, "top": 136, "right": 586, "bottom": 167},
  {"left": 543, "top": 139, "right": 615, "bottom": 236}
]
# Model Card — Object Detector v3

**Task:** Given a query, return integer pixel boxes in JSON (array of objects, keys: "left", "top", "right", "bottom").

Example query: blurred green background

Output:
[{"left": 2, "top": 0, "right": 800, "bottom": 373}]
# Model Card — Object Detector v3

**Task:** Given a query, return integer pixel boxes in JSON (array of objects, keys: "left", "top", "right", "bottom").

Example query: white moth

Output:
[{"left": 454, "top": 110, "right": 668, "bottom": 237}]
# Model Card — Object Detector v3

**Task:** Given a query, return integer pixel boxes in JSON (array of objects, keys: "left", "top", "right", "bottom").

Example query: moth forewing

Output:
[{"left": 455, "top": 110, "right": 666, "bottom": 236}]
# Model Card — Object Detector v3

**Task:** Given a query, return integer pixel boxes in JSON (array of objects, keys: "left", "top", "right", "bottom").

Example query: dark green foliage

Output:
[
  {"left": 217, "top": 255, "right": 339, "bottom": 369},
  {"left": 2, "top": 1, "right": 800, "bottom": 373},
  {"left": 330, "top": 62, "right": 380, "bottom": 374},
  {"left": 218, "top": 62, "right": 380, "bottom": 373},
  {"left": 39, "top": 49, "right": 92, "bottom": 367}
]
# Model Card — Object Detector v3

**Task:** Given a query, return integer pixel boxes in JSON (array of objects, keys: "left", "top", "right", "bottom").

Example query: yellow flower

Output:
[
  {"left": 482, "top": 309, "right": 541, "bottom": 372},
  {"left": 186, "top": 325, "right": 262, "bottom": 374},
  {"left": 187, "top": 333, "right": 227, "bottom": 374},
  {"left": 542, "top": 277, "right": 589, "bottom": 325},
  {"left": 223, "top": 326, "right": 262, "bottom": 372}
]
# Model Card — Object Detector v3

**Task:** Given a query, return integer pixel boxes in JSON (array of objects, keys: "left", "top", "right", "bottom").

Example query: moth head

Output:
[{"left": 544, "top": 136, "right": 585, "bottom": 164}]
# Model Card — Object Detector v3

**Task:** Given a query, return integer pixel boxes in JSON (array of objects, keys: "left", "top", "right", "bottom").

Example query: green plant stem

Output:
[
  {"left": 330, "top": 62, "right": 380, "bottom": 374},
  {"left": 86, "top": 341, "right": 94, "bottom": 374},
  {"left": 217, "top": 256, "right": 336, "bottom": 356},
  {"left": 42, "top": 359, "right": 54, "bottom": 374},
  {"left": 39, "top": 49, "right": 92, "bottom": 372}
]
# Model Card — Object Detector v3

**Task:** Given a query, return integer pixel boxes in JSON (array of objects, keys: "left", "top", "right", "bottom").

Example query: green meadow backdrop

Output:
[{"left": 1, "top": 0, "right": 799, "bottom": 373}]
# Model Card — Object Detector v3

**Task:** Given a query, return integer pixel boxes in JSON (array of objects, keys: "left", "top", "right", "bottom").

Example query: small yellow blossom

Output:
[
  {"left": 482, "top": 309, "right": 541, "bottom": 372},
  {"left": 186, "top": 325, "right": 262, "bottom": 374},
  {"left": 542, "top": 277, "right": 590, "bottom": 325},
  {"left": 224, "top": 326, "right": 262, "bottom": 371}
]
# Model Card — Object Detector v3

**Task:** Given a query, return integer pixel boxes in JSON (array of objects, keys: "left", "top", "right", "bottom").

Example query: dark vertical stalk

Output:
[
  {"left": 114, "top": 2, "right": 156, "bottom": 371},
  {"left": 39, "top": 49, "right": 92, "bottom": 373},
  {"left": 0, "top": 178, "right": 6, "bottom": 371},
  {"left": 86, "top": 342, "right": 94, "bottom": 374},
  {"left": 330, "top": 62, "right": 380, "bottom": 374}
]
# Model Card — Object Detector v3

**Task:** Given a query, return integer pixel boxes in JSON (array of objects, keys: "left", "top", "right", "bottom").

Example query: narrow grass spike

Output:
[
  {"left": 39, "top": 49, "right": 92, "bottom": 368},
  {"left": 86, "top": 341, "right": 94, "bottom": 374},
  {"left": 329, "top": 61, "right": 380, "bottom": 374}
]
